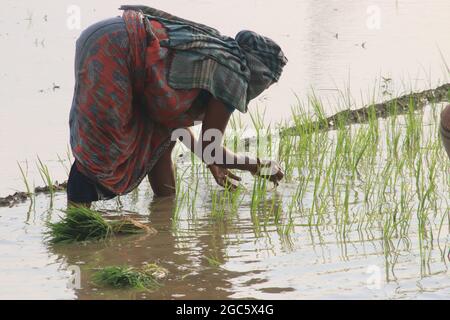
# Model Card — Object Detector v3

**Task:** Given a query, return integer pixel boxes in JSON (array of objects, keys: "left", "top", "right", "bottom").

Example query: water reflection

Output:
[{"left": 48, "top": 196, "right": 252, "bottom": 299}]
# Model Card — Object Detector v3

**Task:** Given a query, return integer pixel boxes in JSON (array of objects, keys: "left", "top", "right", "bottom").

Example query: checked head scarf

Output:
[
  {"left": 120, "top": 5, "right": 288, "bottom": 112},
  {"left": 235, "top": 30, "right": 288, "bottom": 102}
]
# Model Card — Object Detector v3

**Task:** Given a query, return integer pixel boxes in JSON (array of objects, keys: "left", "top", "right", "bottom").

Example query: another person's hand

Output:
[
  {"left": 252, "top": 159, "right": 284, "bottom": 186},
  {"left": 208, "top": 164, "right": 242, "bottom": 190}
]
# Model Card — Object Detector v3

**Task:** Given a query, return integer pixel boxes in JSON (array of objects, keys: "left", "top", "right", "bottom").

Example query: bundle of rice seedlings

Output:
[
  {"left": 46, "top": 207, "right": 152, "bottom": 244},
  {"left": 47, "top": 206, "right": 112, "bottom": 244},
  {"left": 93, "top": 265, "right": 164, "bottom": 290}
]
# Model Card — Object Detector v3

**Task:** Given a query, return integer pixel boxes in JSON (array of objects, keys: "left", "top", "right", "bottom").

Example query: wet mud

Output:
[{"left": 281, "top": 83, "right": 450, "bottom": 135}]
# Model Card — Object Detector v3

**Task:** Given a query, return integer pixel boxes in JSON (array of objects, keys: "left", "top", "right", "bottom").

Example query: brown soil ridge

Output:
[
  {"left": 0, "top": 181, "right": 67, "bottom": 207},
  {"left": 281, "top": 83, "right": 450, "bottom": 136}
]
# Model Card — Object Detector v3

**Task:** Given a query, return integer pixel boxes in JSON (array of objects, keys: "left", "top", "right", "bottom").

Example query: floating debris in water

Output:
[
  {"left": 141, "top": 263, "right": 169, "bottom": 280},
  {"left": 93, "top": 264, "right": 167, "bottom": 290},
  {"left": 46, "top": 206, "right": 154, "bottom": 244}
]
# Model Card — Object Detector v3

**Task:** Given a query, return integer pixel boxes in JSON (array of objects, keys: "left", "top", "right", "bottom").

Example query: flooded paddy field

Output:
[
  {"left": 1, "top": 100, "right": 449, "bottom": 299},
  {"left": 1, "top": 0, "right": 450, "bottom": 300}
]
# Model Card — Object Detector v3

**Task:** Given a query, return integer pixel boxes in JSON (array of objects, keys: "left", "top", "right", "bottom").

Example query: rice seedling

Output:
[
  {"left": 36, "top": 156, "right": 54, "bottom": 196},
  {"left": 46, "top": 206, "right": 112, "bottom": 243},
  {"left": 173, "top": 166, "right": 190, "bottom": 221},
  {"left": 249, "top": 107, "right": 266, "bottom": 142},
  {"left": 204, "top": 254, "right": 222, "bottom": 268},
  {"left": 46, "top": 206, "right": 151, "bottom": 244},
  {"left": 17, "top": 160, "right": 33, "bottom": 198},
  {"left": 93, "top": 264, "right": 165, "bottom": 290},
  {"left": 308, "top": 91, "right": 329, "bottom": 128}
]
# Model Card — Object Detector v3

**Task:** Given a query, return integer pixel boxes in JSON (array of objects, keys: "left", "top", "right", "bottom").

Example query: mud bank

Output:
[
  {"left": 281, "top": 83, "right": 450, "bottom": 136},
  {"left": 0, "top": 181, "right": 66, "bottom": 207}
]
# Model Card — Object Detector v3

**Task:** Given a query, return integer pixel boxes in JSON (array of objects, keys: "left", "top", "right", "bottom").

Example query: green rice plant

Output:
[
  {"left": 17, "top": 160, "right": 33, "bottom": 198},
  {"left": 173, "top": 166, "right": 190, "bottom": 220},
  {"left": 386, "top": 118, "right": 402, "bottom": 161},
  {"left": 204, "top": 254, "right": 222, "bottom": 268},
  {"left": 47, "top": 206, "right": 112, "bottom": 243},
  {"left": 46, "top": 206, "right": 150, "bottom": 244},
  {"left": 93, "top": 265, "right": 163, "bottom": 290},
  {"left": 403, "top": 98, "right": 422, "bottom": 163},
  {"left": 277, "top": 134, "right": 296, "bottom": 181},
  {"left": 188, "top": 173, "right": 200, "bottom": 217},
  {"left": 228, "top": 112, "right": 247, "bottom": 154},
  {"left": 339, "top": 179, "right": 351, "bottom": 236},
  {"left": 210, "top": 182, "right": 240, "bottom": 218},
  {"left": 36, "top": 156, "right": 54, "bottom": 195},
  {"left": 250, "top": 174, "right": 270, "bottom": 216},
  {"left": 248, "top": 178, "right": 266, "bottom": 236},
  {"left": 209, "top": 177, "right": 242, "bottom": 219},
  {"left": 289, "top": 103, "right": 318, "bottom": 136},
  {"left": 349, "top": 126, "right": 371, "bottom": 177},
  {"left": 229, "top": 184, "right": 245, "bottom": 214},
  {"left": 211, "top": 189, "right": 220, "bottom": 217},
  {"left": 366, "top": 103, "right": 380, "bottom": 144},
  {"left": 308, "top": 91, "right": 328, "bottom": 128},
  {"left": 249, "top": 107, "right": 267, "bottom": 158}
]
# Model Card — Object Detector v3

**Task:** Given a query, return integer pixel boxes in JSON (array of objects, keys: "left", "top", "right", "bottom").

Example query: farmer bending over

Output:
[{"left": 67, "top": 5, "right": 287, "bottom": 207}]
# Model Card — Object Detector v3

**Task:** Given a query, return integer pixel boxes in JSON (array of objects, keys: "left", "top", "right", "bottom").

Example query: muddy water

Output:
[
  {"left": 0, "top": 0, "right": 450, "bottom": 299},
  {"left": 1, "top": 104, "right": 449, "bottom": 299}
]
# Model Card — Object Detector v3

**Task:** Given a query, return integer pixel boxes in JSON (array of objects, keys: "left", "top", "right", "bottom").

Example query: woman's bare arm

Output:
[
  {"left": 178, "top": 97, "right": 283, "bottom": 187},
  {"left": 180, "top": 126, "right": 258, "bottom": 172},
  {"left": 182, "top": 97, "right": 259, "bottom": 173}
]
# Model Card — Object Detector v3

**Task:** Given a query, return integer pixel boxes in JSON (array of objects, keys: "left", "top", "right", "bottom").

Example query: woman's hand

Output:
[
  {"left": 252, "top": 159, "right": 284, "bottom": 186},
  {"left": 208, "top": 164, "right": 242, "bottom": 190}
]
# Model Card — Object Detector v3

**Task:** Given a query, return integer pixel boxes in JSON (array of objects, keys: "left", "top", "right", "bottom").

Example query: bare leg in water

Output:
[
  {"left": 148, "top": 141, "right": 177, "bottom": 197},
  {"left": 67, "top": 141, "right": 177, "bottom": 208}
]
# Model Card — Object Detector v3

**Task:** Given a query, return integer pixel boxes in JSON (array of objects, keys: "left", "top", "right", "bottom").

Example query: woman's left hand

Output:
[
  {"left": 252, "top": 159, "right": 284, "bottom": 186},
  {"left": 208, "top": 164, "right": 241, "bottom": 190}
]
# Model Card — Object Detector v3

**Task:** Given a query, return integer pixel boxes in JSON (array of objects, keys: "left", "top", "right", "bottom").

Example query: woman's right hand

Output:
[
  {"left": 251, "top": 159, "right": 284, "bottom": 186},
  {"left": 208, "top": 164, "right": 242, "bottom": 191}
]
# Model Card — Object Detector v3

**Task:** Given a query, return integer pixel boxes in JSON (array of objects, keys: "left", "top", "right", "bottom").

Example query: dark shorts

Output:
[{"left": 67, "top": 161, "right": 117, "bottom": 203}]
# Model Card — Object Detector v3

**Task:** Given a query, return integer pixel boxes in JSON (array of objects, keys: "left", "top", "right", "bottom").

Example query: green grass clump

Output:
[
  {"left": 46, "top": 207, "right": 150, "bottom": 244},
  {"left": 93, "top": 265, "right": 164, "bottom": 290}
]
